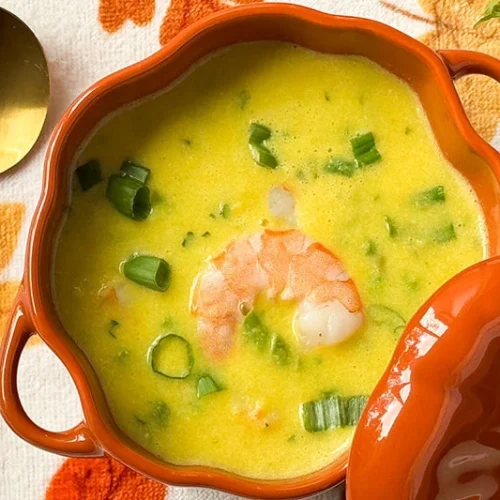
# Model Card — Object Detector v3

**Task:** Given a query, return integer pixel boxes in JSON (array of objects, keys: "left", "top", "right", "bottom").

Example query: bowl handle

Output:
[
  {"left": 0, "top": 297, "right": 102, "bottom": 457},
  {"left": 438, "top": 49, "right": 500, "bottom": 82}
]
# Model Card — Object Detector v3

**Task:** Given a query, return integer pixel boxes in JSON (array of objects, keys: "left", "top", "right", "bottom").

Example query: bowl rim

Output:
[{"left": 12, "top": 3, "right": 500, "bottom": 498}]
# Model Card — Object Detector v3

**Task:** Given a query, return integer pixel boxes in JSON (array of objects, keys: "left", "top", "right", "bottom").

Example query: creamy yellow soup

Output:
[{"left": 54, "top": 42, "right": 486, "bottom": 479}]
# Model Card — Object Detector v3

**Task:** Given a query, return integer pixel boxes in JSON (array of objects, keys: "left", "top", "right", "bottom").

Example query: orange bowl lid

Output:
[{"left": 347, "top": 256, "right": 500, "bottom": 499}]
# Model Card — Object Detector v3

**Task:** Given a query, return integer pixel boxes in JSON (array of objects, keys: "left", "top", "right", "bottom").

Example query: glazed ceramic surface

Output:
[
  {"left": 347, "top": 256, "right": 500, "bottom": 500},
  {"left": 2, "top": 4, "right": 500, "bottom": 498}
]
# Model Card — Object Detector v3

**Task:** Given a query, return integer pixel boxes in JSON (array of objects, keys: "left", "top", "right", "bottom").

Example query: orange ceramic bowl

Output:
[{"left": 3, "top": 4, "right": 500, "bottom": 498}]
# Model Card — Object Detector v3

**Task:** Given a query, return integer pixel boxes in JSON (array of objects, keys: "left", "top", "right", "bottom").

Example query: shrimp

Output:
[{"left": 190, "top": 229, "right": 364, "bottom": 359}]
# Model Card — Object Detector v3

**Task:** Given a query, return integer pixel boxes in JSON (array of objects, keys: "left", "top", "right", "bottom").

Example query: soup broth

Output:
[{"left": 54, "top": 42, "right": 486, "bottom": 479}]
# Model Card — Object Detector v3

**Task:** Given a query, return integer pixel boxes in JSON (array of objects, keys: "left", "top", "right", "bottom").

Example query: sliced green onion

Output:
[
  {"left": 108, "top": 319, "right": 119, "bottom": 338},
  {"left": 300, "top": 394, "right": 368, "bottom": 433},
  {"left": 433, "top": 223, "right": 456, "bottom": 243},
  {"left": 270, "top": 333, "right": 289, "bottom": 365},
  {"left": 344, "top": 396, "right": 369, "bottom": 426},
  {"left": 197, "top": 374, "right": 222, "bottom": 398},
  {"left": 123, "top": 255, "right": 171, "bottom": 292},
  {"left": 182, "top": 232, "right": 195, "bottom": 248},
  {"left": 149, "top": 334, "right": 193, "bottom": 379},
  {"left": 384, "top": 216, "right": 397, "bottom": 237},
  {"left": 324, "top": 157, "right": 356, "bottom": 177},
  {"left": 243, "top": 312, "right": 269, "bottom": 350},
  {"left": 350, "top": 132, "right": 381, "bottom": 166},
  {"left": 243, "top": 312, "right": 293, "bottom": 365},
  {"left": 106, "top": 174, "right": 151, "bottom": 221},
  {"left": 116, "top": 349, "right": 130, "bottom": 363},
  {"left": 150, "top": 400, "right": 169, "bottom": 427},
  {"left": 249, "top": 143, "right": 278, "bottom": 169},
  {"left": 220, "top": 203, "right": 231, "bottom": 219},
  {"left": 248, "top": 123, "right": 278, "bottom": 169},
  {"left": 415, "top": 186, "right": 445, "bottom": 207},
  {"left": 301, "top": 399, "right": 329, "bottom": 433},
  {"left": 182, "top": 139, "right": 192, "bottom": 147},
  {"left": 368, "top": 304, "right": 406, "bottom": 333},
  {"left": 363, "top": 240, "right": 377, "bottom": 256},
  {"left": 350, "top": 132, "right": 375, "bottom": 156},
  {"left": 356, "top": 148, "right": 381, "bottom": 166},
  {"left": 237, "top": 89, "right": 251, "bottom": 110},
  {"left": 324, "top": 91, "right": 331, "bottom": 102},
  {"left": 120, "top": 160, "right": 150, "bottom": 184},
  {"left": 202, "top": 231, "right": 211, "bottom": 237},
  {"left": 76, "top": 160, "right": 102, "bottom": 191},
  {"left": 249, "top": 123, "right": 271, "bottom": 143}
]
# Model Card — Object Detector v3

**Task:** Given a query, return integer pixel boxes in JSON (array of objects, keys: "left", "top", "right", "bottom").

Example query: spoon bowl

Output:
[{"left": 0, "top": 7, "right": 49, "bottom": 174}]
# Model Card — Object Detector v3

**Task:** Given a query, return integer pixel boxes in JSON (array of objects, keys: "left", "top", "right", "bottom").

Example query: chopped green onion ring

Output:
[
  {"left": 249, "top": 123, "right": 271, "bottom": 143},
  {"left": 356, "top": 148, "right": 381, "bottom": 166},
  {"left": 197, "top": 375, "right": 222, "bottom": 398},
  {"left": 300, "top": 394, "right": 368, "bottom": 433},
  {"left": 249, "top": 143, "right": 278, "bottom": 169},
  {"left": 325, "top": 157, "right": 356, "bottom": 177},
  {"left": 220, "top": 203, "right": 231, "bottom": 218},
  {"left": 149, "top": 334, "right": 193, "bottom": 379},
  {"left": 270, "top": 333, "right": 290, "bottom": 365},
  {"left": 415, "top": 185, "right": 445, "bottom": 206},
  {"left": 121, "top": 160, "right": 150, "bottom": 184},
  {"left": 106, "top": 174, "right": 151, "bottom": 221},
  {"left": 248, "top": 123, "right": 278, "bottom": 169},
  {"left": 182, "top": 232, "right": 195, "bottom": 248},
  {"left": 76, "top": 160, "right": 102, "bottom": 191},
  {"left": 350, "top": 132, "right": 381, "bottom": 166},
  {"left": 350, "top": 132, "right": 375, "bottom": 156},
  {"left": 243, "top": 312, "right": 270, "bottom": 350},
  {"left": 433, "top": 223, "right": 456, "bottom": 243},
  {"left": 384, "top": 216, "right": 397, "bottom": 237},
  {"left": 123, "top": 255, "right": 171, "bottom": 292}
]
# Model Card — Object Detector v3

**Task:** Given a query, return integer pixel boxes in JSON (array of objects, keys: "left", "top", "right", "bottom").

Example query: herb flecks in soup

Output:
[{"left": 54, "top": 42, "right": 487, "bottom": 480}]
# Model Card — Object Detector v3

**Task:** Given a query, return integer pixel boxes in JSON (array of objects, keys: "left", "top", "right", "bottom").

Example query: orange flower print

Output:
[
  {"left": 159, "top": 0, "right": 263, "bottom": 45},
  {"left": 382, "top": 0, "right": 500, "bottom": 142},
  {"left": 45, "top": 456, "right": 167, "bottom": 500},
  {"left": 99, "top": 0, "right": 156, "bottom": 33},
  {"left": 0, "top": 202, "right": 25, "bottom": 272},
  {"left": 0, "top": 281, "right": 20, "bottom": 339},
  {"left": 98, "top": 0, "right": 263, "bottom": 46},
  {"left": 0, "top": 202, "right": 24, "bottom": 340}
]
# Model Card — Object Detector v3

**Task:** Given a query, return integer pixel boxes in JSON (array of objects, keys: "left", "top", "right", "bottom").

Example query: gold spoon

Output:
[{"left": 0, "top": 7, "right": 49, "bottom": 174}]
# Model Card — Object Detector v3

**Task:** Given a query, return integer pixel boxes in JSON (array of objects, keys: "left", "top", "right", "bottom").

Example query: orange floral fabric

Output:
[
  {"left": 45, "top": 456, "right": 167, "bottom": 500},
  {"left": 99, "top": 0, "right": 156, "bottom": 33},
  {"left": 0, "top": 281, "right": 20, "bottom": 339},
  {"left": 98, "top": 0, "right": 263, "bottom": 45},
  {"left": 0, "top": 203, "right": 24, "bottom": 341},
  {"left": 0, "top": 202, "right": 24, "bottom": 272},
  {"left": 159, "top": 0, "right": 263, "bottom": 45}
]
